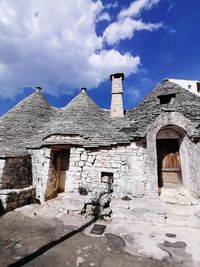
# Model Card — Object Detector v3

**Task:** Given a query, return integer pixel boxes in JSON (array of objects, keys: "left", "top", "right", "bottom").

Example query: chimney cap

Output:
[
  {"left": 110, "top": 73, "right": 124, "bottom": 81},
  {"left": 36, "top": 86, "right": 42, "bottom": 92}
]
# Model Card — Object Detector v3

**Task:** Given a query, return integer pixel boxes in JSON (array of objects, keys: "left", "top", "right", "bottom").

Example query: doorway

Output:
[
  {"left": 51, "top": 148, "right": 70, "bottom": 194},
  {"left": 156, "top": 138, "right": 182, "bottom": 190}
]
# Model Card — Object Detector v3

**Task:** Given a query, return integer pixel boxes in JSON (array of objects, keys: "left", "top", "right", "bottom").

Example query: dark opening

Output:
[
  {"left": 157, "top": 93, "right": 176, "bottom": 104},
  {"left": 60, "top": 149, "right": 70, "bottom": 171},
  {"left": 197, "top": 82, "right": 200, "bottom": 93},
  {"left": 101, "top": 172, "right": 114, "bottom": 193}
]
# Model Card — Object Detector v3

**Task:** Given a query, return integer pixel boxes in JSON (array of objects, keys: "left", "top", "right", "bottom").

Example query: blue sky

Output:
[{"left": 0, "top": 0, "right": 200, "bottom": 115}]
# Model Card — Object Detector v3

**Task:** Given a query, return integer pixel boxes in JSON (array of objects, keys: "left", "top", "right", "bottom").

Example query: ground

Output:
[{"left": 0, "top": 201, "right": 200, "bottom": 267}]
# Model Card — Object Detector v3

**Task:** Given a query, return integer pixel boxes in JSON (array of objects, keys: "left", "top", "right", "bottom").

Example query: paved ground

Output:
[{"left": 0, "top": 203, "right": 199, "bottom": 267}]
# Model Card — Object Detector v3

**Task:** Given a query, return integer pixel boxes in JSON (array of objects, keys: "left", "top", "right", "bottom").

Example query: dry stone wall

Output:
[
  {"left": 30, "top": 142, "right": 151, "bottom": 203},
  {"left": 0, "top": 186, "right": 35, "bottom": 212},
  {"left": 29, "top": 148, "right": 51, "bottom": 202},
  {"left": 67, "top": 143, "right": 147, "bottom": 199},
  {"left": 0, "top": 156, "right": 32, "bottom": 189}
]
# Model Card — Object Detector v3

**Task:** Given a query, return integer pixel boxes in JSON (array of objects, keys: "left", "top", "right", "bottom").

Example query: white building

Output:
[{"left": 165, "top": 78, "right": 200, "bottom": 96}]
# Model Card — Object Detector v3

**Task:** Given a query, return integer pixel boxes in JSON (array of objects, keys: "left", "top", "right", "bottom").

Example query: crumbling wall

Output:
[{"left": 0, "top": 156, "right": 32, "bottom": 190}]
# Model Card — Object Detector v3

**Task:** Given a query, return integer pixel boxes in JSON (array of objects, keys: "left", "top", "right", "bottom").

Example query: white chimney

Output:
[{"left": 110, "top": 73, "right": 124, "bottom": 118}]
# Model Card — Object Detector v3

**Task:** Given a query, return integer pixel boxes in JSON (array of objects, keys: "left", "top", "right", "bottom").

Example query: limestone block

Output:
[
  {"left": 121, "top": 165, "right": 128, "bottom": 172},
  {"left": 19, "top": 199, "right": 26, "bottom": 205},
  {"left": 111, "top": 162, "right": 121, "bottom": 168},
  {"left": 80, "top": 153, "right": 87, "bottom": 161},
  {"left": 94, "top": 162, "right": 102, "bottom": 167},
  {"left": 78, "top": 161, "right": 84, "bottom": 167},
  {"left": 0, "top": 160, "right": 5, "bottom": 170},
  {"left": 88, "top": 155, "right": 96, "bottom": 164}
]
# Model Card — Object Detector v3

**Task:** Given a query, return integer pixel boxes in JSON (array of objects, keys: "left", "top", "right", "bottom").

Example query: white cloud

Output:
[
  {"left": 167, "top": 4, "right": 174, "bottom": 14},
  {"left": 0, "top": 0, "right": 161, "bottom": 99},
  {"left": 119, "top": 0, "right": 160, "bottom": 18},
  {"left": 96, "top": 12, "right": 111, "bottom": 22},
  {"left": 105, "top": 1, "right": 118, "bottom": 10},
  {"left": 88, "top": 49, "right": 140, "bottom": 84},
  {"left": 103, "top": 0, "right": 162, "bottom": 45},
  {"left": 103, "top": 17, "right": 162, "bottom": 45}
]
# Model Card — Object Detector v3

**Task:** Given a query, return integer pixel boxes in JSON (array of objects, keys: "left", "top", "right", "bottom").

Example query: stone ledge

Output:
[{"left": 0, "top": 186, "right": 36, "bottom": 212}]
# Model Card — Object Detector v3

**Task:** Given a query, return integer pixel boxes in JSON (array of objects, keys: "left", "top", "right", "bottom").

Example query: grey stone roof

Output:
[
  {"left": 0, "top": 81, "right": 199, "bottom": 157},
  {"left": 28, "top": 90, "right": 131, "bottom": 149},
  {"left": 125, "top": 81, "right": 200, "bottom": 138},
  {"left": 0, "top": 91, "right": 54, "bottom": 156}
]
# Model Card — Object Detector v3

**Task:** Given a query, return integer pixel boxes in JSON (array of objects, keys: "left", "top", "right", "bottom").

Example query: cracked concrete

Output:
[{"left": 0, "top": 202, "right": 200, "bottom": 267}]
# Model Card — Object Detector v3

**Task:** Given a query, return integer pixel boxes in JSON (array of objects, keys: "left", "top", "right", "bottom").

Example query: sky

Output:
[{"left": 0, "top": 0, "right": 200, "bottom": 116}]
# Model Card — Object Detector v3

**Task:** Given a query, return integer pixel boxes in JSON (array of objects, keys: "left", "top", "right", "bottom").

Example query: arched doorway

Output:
[{"left": 156, "top": 126, "right": 184, "bottom": 193}]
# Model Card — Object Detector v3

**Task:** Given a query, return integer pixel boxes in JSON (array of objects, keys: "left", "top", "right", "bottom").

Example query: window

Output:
[
  {"left": 101, "top": 172, "right": 114, "bottom": 193},
  {"left": 157, "top": 93, "right": 176, "bottom": 104},
  {"left": 197, "top": 82, "right": 200, "bottom": 93},
  {"left": 188, "top": 84, "right": 191, "bottom": 89}
]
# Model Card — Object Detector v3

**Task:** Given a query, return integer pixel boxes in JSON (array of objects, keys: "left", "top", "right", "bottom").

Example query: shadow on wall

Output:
[
  {"left": 0, "top": 199, "right": 4, "bottom": 216},
  {"left": 2, "top": 156, "right": 32, "bottom": 189}
]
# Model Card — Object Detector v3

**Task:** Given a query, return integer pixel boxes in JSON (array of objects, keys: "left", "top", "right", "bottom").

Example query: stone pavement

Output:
[{"left": 0, "top": 201, "right": 200, "bottom": 267}]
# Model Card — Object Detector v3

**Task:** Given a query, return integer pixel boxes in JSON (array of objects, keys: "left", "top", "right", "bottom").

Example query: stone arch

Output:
[
  {"left": 156, "top": 126, "right": 186, "bottom": 194},
  {"left": 145, "top": 112, "right": 195, "bottom": 198}
]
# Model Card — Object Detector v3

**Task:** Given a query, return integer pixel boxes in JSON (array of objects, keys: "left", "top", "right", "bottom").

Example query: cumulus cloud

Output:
[
  {"left": 103, "top": 0, "right": 162, "bottom": 45},
  {"left": 89, "top": 50, "right": 140, "bottom": 84},
  {"left": 0, "top": 0, "right": 161, "bottom": 98}
]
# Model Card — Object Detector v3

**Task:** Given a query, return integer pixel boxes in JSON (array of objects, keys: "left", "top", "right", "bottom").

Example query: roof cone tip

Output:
[
  {"left": 81, "top": 87, "right": 87, "bottom": 92},
  {"left": 36, "top": 86, "right": 42, "bottom": 92}
]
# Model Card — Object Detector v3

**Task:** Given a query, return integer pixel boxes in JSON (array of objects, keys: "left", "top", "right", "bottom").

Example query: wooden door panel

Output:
[
  {"left": 157, "top": 139, "right": 182, "bottom": 187},
  {"left": 162, "top": 151, "right": 180, "bottom": 169},
  {"left": 162, "top": 171, "right": 181, "bottom": 184}
]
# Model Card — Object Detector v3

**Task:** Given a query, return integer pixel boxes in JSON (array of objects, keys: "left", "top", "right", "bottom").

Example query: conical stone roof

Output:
[
  {"left": 1, "top": 81, "right": 200, "bottom": 156},
  {"left": 0, "top": 91, "right": 53, "bottom": 156},
  {"left": 125, "top": 81, "right": 200, "bottom": 138}
]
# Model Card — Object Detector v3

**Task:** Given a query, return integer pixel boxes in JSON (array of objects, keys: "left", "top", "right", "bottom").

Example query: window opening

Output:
[
  {"left": 157, "top": 93, "right": 176, "bottom": 104},
  {"left": 101, "top": 172, "right": 114, "bottom": 193}
]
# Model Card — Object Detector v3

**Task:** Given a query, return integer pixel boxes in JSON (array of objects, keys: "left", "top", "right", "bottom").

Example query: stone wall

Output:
[
  {"left": 0, "top": 156, "right": 32, "bottom": 189},
  {"left": 0, "top": 186, "right": 36, "bottom": 212},
  {"left": 67, "top": 143, "right": 147, "bottom": 199},
  {"left": 29, "top": 148, "right": 51, "bottom": 202},
  {"left": 29, "top": 111, "right": 200, "bottom": 205},
  {"left": 30, "top": 142, "right": 149, "bottom": 202}
]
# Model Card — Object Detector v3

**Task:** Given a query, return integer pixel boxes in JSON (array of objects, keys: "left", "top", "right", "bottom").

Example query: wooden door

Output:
[{"left": 157, "top": 139, "right": 182, "bottom": 187}]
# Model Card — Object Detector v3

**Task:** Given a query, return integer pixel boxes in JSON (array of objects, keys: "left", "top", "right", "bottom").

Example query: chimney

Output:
[{"left": 110, "top": 73, "right": 124, "bottom": 118}]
